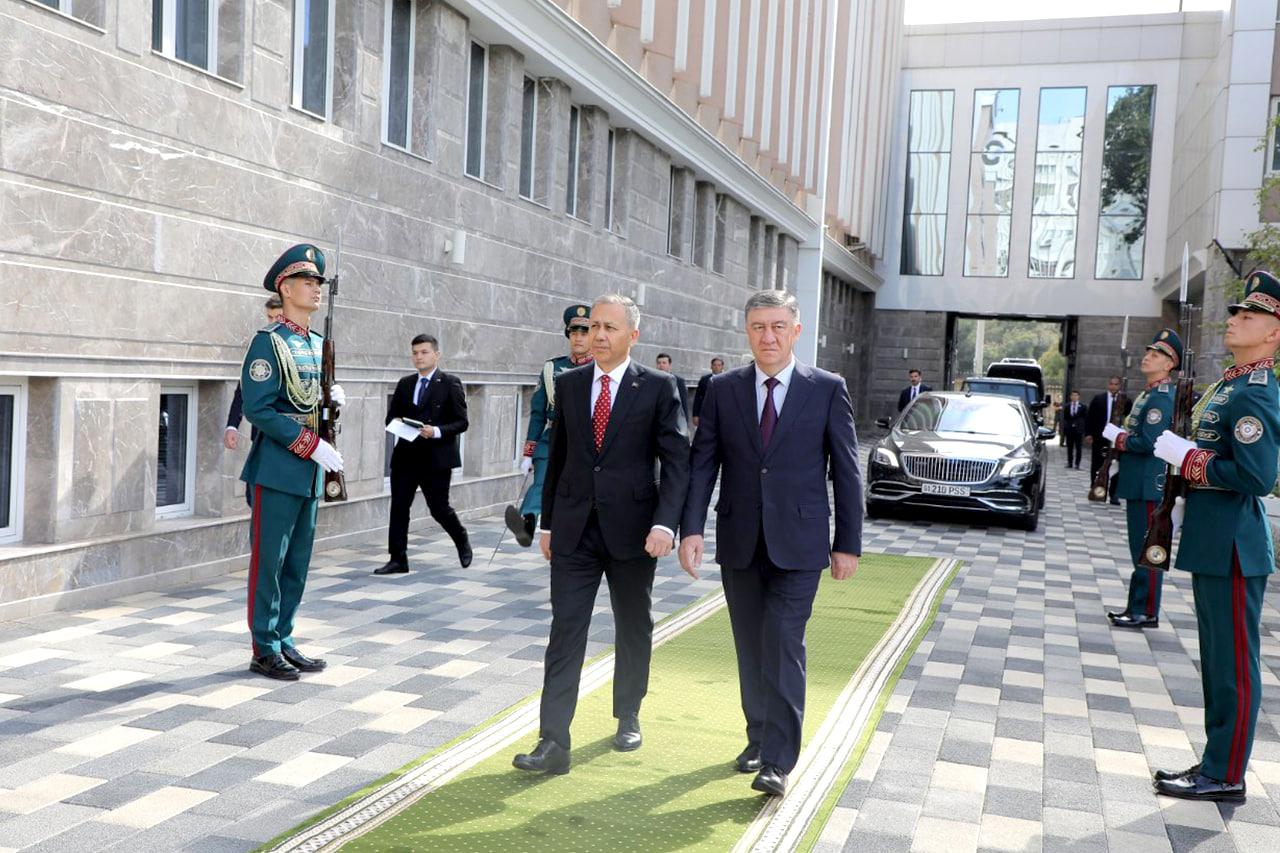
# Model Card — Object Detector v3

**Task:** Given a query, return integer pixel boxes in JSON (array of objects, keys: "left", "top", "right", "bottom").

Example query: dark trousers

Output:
[
  {"left": 1065, "top": 431, "right": 1083, "bottom": 467},
  {"left": 387, "top": 463, "right": 468, "bottom": 564},
  {"left": 540, "top": 512, "right": 656, "bottom": 749},
  {"left": 1124, "top": 500, "right": 1163, "bottom": 618},
  {"left": 722, "top": 535, "right": 823, "bottom": 774}
]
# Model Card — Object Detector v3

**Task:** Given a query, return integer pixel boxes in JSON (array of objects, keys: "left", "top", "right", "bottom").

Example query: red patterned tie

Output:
[{"left": 593, "top": 374, "right": 611, "bottom": 451}]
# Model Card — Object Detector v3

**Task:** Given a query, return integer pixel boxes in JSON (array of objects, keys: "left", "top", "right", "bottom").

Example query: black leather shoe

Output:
[
  {"left": 1110, "top": 498, "right": 1121, "bottom": 506},
  {"left": 1105, "top": 609, "right": 1128, "bottom": 621},
  {"left": 751, "top": 765, "right": 788, "bottom": 797},
  {"left": 1110, "top": 613, "right": 1158, "bottom": 629},
  {"left": 374, "top": 560, "right": 408, "bottom": 575},
  {"left": 512, "top": 738, "right": 570, "bottom": 775},
  {"left": 505, "top": 505, "right": 535, "bottom": 548},
  {"left": 281, "top": 647, "right": 327, "bottom": 672},
  {"left": 1154, "top": 763, "right": 1200, "bottom": 782},
  {"left": 249, "top": 654, "right": 299, "bottom": 681},
  {"left": 735, "top": 745, "right": 763, "bottom": 774},
  {"left": 1154, "top": 772, "right": 1245, "bottom": 801},
  {"left": 614, "top": 713, "right": 642, "bottom": 752},
  {"left": 458, "top": 536, "right": 473, "bottom": 569}
]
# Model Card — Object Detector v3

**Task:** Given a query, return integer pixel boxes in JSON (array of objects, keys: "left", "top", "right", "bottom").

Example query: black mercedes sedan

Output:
[{"left": 866, "top": 391, "right": 1055, "bottom": 530}]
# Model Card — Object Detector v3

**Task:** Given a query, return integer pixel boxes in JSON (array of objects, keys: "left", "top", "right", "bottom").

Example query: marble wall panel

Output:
[
  {"left": 110, "top": 394, "right": 151, "bottom": 516},
  {"left": 485, "top": 45, "right": 523, "bottom": 192},
  {"left": 116, "top": 0, "right": 146, "bottom": 56},
  {"left": 71, "top": 399, "right": 113, "bottom": 520},
  {"left": 332, "top": 0, "right": 363, "bottom": 135},
  {"left": 0, "top": 183, "right": 158, "bottom": 273},
  {"left": 217, "top": 0, "right": 248, "bottom": 81},
  {"left": 253, "top": 0, "right": 291, "bottom": 57},
  {"left": 250, "top": 51, "right": 289, "bottom": 110},
  {"left": 21, "top": 379, "right": 58, "bottom": 544},
  {"left": 477, "top": 386, "right": 518, "bottom": 474}
]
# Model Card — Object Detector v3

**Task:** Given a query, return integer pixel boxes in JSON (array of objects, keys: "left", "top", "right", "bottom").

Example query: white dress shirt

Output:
[
  {"left": 755, "top": 358, "right": 797, "bottom": 421},
  {"left": 413, "top": 368, "right": 440, "bottom": 438}
]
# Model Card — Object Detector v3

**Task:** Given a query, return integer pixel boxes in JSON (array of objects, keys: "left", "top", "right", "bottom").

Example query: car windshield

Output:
[
  {"left": 901, "top": 396, "right": 1028, "bottom": 438},
  {"left": 965, "top": 381, "right": 1035, "bottom": 405}
]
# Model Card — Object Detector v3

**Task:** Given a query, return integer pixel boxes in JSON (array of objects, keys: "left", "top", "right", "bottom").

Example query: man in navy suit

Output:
[
  {"left": 512, "top": 294, "right": 690, "bottom": 776},
  {"left": 679, "top": 289, "right": 863, "bottom": 797}
]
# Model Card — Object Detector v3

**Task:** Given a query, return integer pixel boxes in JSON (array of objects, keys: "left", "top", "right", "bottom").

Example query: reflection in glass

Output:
[
  {"left": 300, "top": 0, "right": 330, "bottom": 116},
  {"left": 386, "top": 0, "right": 413, "bottom": 149},
  {"left": 964, "top": 215, "right": 1011, "bottom": 277},
  {"left": 1096, "top": 85, "right": 1155, "bottom": 279},
  {"left": 1030, "top": 87, "right": 1086, "bottom": 278},
  {"left": 965, "top": 89, "right": 1017, "bottom": 277},
  {"left": 902, "top": 91, "right": 954, "bottom": 276},
  {"left": 157, "top": 394, "right": 189, "bottom": 508},
  {"left": 0, "top": 394, "right": 11, "bottom": 529}
]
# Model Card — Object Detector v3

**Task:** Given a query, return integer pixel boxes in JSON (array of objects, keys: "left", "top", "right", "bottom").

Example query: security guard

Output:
[
  {"left": 241, "top": 244, "right": 346, "bottom": 681},
  {"left": 1151, "top": 271, "right": 1280, "bottom": 801},
  {"left": 1104, "top": 328, "right": 1181, "bottom": 629},
  {"left": 504, "top": 305, "right": 594, "bottom": 546}
]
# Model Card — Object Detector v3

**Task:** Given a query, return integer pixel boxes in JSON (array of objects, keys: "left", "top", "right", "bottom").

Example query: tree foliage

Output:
[{"left": 1099, "top": 88, "right": 1154, "bottom": 246}]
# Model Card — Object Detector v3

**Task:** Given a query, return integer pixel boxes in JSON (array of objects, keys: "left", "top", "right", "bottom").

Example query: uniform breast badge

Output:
[
  {"left": 249, "top": 359, "right": 273, "bottom": 382},
  {"left": 1235, "top": 416, "right": 1264, "bottom": 444},
  {"left": 1147, "top": 408, "right": 1163, "bottom": 424}
]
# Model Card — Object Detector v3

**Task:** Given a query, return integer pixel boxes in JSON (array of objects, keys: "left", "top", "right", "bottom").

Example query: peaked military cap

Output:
[
  {"left": 1228, "top": 270, "right": 1280, "bottom": 322},
  {"left": 263, "top": 244, "right": 326, "bottom": 293},
  {"left": 1145, "top": 328, "right": 1183, "bottom": 368},
  {"left": 563, "top": 304, "right": 591, "bottom": 337}
]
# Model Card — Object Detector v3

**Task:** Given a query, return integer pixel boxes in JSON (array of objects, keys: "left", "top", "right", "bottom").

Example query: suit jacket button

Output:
[
  {"left": 594, "top": 466, "right": 601, "bottom": 472},
  {"left": 761, "top": 467, "right": 768, "bottom": 474}
]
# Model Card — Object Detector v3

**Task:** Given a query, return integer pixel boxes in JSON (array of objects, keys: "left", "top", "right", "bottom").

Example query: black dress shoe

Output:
[
  {"left": 1154, "top": 763, "right": 1200, "bottom": 782},
  {"left": 614, "top": 713, "right": 642, "bottom": 752},
  {"left": 281, "top": 647, "right": 327, "bottom": 672},
  {"left": 1110, "top": 613, "right": 1158, "bottom": 629},
  {"left": 735, "top": 745, "right": 763, "bottom": 774},
  {"left": 1154, "top": 772, "right": 1245, "bottom": 801},
  {"left": 751, "top": 765, "right": 788, "bottom": 797},
  {"left": 458, "top": 537, "right": 473, "bottom": 569},
  {"left": 505, "top": 505, "right": 535, "bottom": 548},
  {"left": 249, "top": 654, "right": 300, "bottom": 681},
  {"left": 512, "top": 738, "right": 570, "bottom": 775},
  {"left": 374, "top": 560, "right": 408, "bottom": 575}
]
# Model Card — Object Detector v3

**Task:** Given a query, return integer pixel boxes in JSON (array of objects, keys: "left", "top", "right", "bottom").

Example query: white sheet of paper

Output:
[{"left": 385, "top": 418, "right": 421, "bottom": 444}]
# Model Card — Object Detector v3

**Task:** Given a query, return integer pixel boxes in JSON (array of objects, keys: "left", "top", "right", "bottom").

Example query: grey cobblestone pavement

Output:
[{"left": 0, "top": 445, "right": 1277, "bottom": 851}]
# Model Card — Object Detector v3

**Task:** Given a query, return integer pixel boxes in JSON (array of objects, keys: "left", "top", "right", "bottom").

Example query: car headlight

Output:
[
  {"left": 873, "top": 447, "right": 900, "bottom": 468},
  {"left": 1001, "top": 458, "right": 1033, "bottom": 477}
]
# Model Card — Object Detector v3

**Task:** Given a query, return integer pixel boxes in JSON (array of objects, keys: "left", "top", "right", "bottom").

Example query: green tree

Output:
[{"left": 1099, "top": 88, "right": 1154, "bottom": 246}]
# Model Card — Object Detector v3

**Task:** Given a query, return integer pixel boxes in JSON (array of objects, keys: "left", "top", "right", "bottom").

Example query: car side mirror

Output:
[
  {"left": 1037, "top": 427, "right": 1056, "bottom": 441},
  {"left": 875, "top": 416, "right": 892, "bottom": 429}
]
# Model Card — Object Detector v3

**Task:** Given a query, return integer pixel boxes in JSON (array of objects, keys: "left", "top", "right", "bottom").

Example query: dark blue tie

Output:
[{"left": 417, "top": 376, "right": 429, "bottom": 406}]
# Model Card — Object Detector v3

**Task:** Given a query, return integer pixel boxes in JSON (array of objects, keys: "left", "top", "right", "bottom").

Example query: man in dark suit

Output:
[
  {"left": 691, "top": 356, "right": 725, "bottom": 428},
  {"left": 377, "top": 334, "right": 472, "bottom": 574},
  {"left": 513, "top": 295, "right": 690, "bottom": 776},
  {"left": 1087, "top": 375, "right": 1129, "bottom": 504},
  {"left": 655, "top": 352, "right": 690, "bottom": 420},
  {"left": 1062, "top": 390, "right": 1087, "bottom": 469},
  {"left": 897, "top": 368, "right": 931, "bottom": 411},
  {"left": 679, "top": 289, "right": 863, "bottom": 798}
]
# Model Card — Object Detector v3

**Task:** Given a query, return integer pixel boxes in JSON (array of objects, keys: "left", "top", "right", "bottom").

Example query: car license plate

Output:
[{"left": 921, "top": 483, "right": 970, "bottom": 497}]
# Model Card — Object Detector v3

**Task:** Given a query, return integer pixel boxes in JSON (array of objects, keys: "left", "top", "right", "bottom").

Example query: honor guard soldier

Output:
[
  {"left": 1150, "top": 271, "right": 1280, "bottom": 801},
  {"left": 1104, "top": 329, "right": 1181, "bottom": 629},
  {"left": 504, "top": 304, "right": 594, "bottom": 547},
  {"left": 240, "top": 244, "right": 346, "bottom": 681}
]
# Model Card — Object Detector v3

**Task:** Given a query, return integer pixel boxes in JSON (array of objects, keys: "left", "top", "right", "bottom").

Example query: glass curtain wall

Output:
[
  {"left": 964, "top": 89, "right": 1018, "bottom": 277},
  {"left": 1029, "top": 88, "right": 1086, "bottom": 278},
  {"left": 1096, "top": 85, "right": 1155, "bottom": 280},
  {"left": 900, "top": 90, "right": 954, "bottom": 276}
]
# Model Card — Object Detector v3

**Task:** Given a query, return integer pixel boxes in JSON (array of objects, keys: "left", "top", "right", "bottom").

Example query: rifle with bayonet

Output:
[
  {"left": 1088, "top": 319, "right": 1130, "bottom": 502},
  {"left": 320, "top": 234, "right": 347, "bottom": 502}
]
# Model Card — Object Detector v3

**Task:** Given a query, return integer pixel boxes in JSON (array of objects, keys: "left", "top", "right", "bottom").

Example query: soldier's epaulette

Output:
[
  {"left": 259, "top": 321, "right": 284, "bottom": 334},
  {"left": 1248, "top": 369, "right": 1271, "bottom": 386},
  {"left": 1158, "top": 383, "right": 1170, "bottom": 393}
]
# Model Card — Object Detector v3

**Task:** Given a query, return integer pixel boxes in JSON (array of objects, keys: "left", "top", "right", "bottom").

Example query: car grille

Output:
[{"left": 901, "top": 454, "right": 998, "bottom": 485}]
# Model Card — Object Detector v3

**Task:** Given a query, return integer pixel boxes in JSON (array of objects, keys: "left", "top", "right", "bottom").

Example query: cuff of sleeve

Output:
[
  {"left": 289, "top": 429, "right": 319, "bottom": 459},
  {"left": 1181, "top": 449, "right": 1214, "bottom": 486},
  {"left": 1115, "top": 431, "right": 1129, "bottom": 451},
  {"left": 651, "top": 525, "right": 675, "bottom": 540},
  {"left": 523, "top": 440, "right": 537, "bottom": 457},
  {"left": 225, "top": 426, "right": 238, "bottom": 433}
]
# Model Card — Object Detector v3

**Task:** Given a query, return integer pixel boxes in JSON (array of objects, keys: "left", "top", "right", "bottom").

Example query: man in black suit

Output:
[
  {"left": 655, "top": 352, "right": 689, "bottom": 420},
  {"left": 1087, "top": 375, "right": 1129, "bottom": 504},
  {"left": 691, "top": 356, "right": 725, "bottom": 428},
  {"left": 1062, "top": 390, "right": 1087, "bottom": 469},
  {"left": 513, "top": 295, "right": 690, "bottom": 776},
  {"left": 897, "top": 368, "right": 930, "bottom": 411},
  {"left": 377, "top": 334, "right": 472, "bottom": 574},
  {"left": 679, "top": 289, "right": 863, "bottom": 798}
]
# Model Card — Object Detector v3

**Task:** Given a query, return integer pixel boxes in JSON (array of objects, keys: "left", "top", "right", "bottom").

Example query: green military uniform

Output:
[
  {"left": 1112, "top": 330, "right": 1180, "bottom": 622},
  {"left": 241, "top": 245, "right": 327, "bottom": 662},
  {"left": 1172, "top": 273, "right": 1280, "bottom": 789},
  {"left": 518, "top": 305, "right": 593, "bottom": 520}
]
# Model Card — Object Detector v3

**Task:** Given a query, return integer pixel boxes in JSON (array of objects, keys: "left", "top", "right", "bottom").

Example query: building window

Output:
[
  {"left": 667, "top": 166, "right": 679, "bottom": 256},
  {"left": 465, "top": 41, "right": 488, "bottom": 179},
  {"left": 1030, "top": 87, "right": 1086, "bottom": 279},
  {"left": 964, "top": 89, "right": 1019, "bottom": 277},
  {"left": 1096, "top": 85, "right": 1156, "bottom": 280},
  {"left": 157, "top": 387, "right": 197, "bottom": 518},
  {"left": 712, "top": 193, "right": 728, "bottom": 274},
  {"left": 519, "top": 76, "right": 538, "bottom": 199},
  {"left": 151, "top": 1, "right": 217, "bottom": 70},
  {"left": 566, "top": 105, "right": 581, "bottom": 216},
  {"left": 0, "top": 384, "right": 25, "bottom": 543},
  {"left": 901, "top": 90, "right": 954, "bottom": 276},
  {"left": 605, "top": 128, "right": 616, "bottom": 230},
  {"left": 1266, "top": 96, "right": 1280, "bottom": 174},
  {"left": 292, "top": 0, "right": 335, "bottom": 118},
  {"left": 382, "top": 0, "right": 414, "bottom": 150}
]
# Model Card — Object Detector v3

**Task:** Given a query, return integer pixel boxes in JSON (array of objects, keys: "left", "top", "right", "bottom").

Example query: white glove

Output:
[
  {"left": 312, "top": 438, "right": 344, "bottom": 473},
  {"left": 520, "top": 456, "right": 534, "bottom": 475},
  {"left": 1171, "top": 496, "right": 1186, "bottom": 537},
  {"left": 1154, "top": 431, "right": 1197, "bottom": 468},
  {"left": 1102, "top": 423, "right": 1122, "bottom": 443},
  {"left": 329, "top": 384, "right": 346, "bottom": 408}
]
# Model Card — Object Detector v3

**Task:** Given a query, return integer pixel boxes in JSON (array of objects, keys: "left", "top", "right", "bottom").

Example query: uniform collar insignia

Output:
[
  {"left": 1224, "top": 357, "right": 1275, "bottom": 381},
  {"left": 280, "top": 317, "right": 309, "bottom": 336}
]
